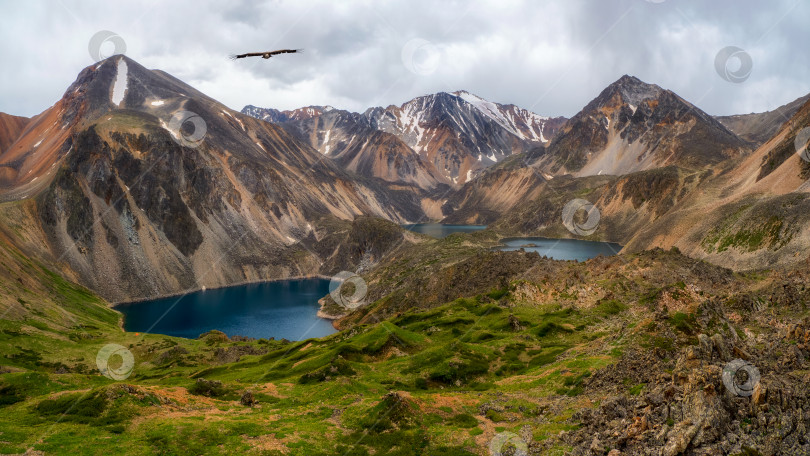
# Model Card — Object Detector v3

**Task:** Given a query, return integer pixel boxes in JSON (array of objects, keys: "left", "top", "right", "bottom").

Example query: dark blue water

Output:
[
  {"left": 403, "top": 223, "right": 487, "bottom": 238},
  {"left": 115, "top": 278, "right": 337, "bottom": 340},
  {"left": 498, "top": 237, "right": 622, "bottom": 261}
]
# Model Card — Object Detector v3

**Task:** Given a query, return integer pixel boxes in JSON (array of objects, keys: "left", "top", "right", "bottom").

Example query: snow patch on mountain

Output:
[
  {"left": 159, "top": 119, "right": 181, "bottom": 142},
  {"left": 455, "top": 90, "right": 550, "bottom": 143},
  {"left": 323, "top": 129, "right": 331, "bottom": 154},
  {"left": 222, "top": 110, "right": 245, "bottom": 131},
  {"left": 111, "top": 58, "right": 128, "bottom": 107}
]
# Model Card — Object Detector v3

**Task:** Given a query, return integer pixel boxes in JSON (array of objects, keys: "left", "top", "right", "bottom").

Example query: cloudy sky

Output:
[{"left": 1, "top": 0, "right": 808, "bottom": 118}]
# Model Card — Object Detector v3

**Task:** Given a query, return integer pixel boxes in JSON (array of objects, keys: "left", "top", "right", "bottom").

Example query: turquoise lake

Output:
[
  {"left": 116, "top": 231, "right": 621, "bottom": 340},
  {"left": 497, "top": 237, "right": 622, "bottom": 261},
  {"left": 115, "top": 278, "right": 336, "bottom": 340}
]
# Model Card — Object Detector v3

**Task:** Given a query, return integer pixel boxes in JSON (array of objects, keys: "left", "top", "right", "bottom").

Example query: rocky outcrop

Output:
[{"left": 568, "top": 306, "right": 810, "bottom": 455}]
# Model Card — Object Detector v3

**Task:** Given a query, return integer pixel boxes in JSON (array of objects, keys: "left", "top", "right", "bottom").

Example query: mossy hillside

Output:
[
  {"left": 701, "top": 194, "right": 806, "bottom": 254},
  {"left": 0, "top": 267, "right": 654, "bottom": 455}
]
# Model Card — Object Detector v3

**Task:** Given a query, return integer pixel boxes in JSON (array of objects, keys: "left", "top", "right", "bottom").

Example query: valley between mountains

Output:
[{"left": 0, "top": 55, "right": 809, "bottom": 455}]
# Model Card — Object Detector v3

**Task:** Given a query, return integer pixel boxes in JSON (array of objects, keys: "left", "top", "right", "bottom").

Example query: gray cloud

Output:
[{"left": 1, "top": 0, "right": 808, "bottom": 118}]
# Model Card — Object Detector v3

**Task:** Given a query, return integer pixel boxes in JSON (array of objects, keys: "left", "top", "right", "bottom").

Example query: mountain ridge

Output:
[
  {"left": 243, "top": 90, "right": 567, "bottom": 186},
  {"left": 715, "top": 93, "right": 810, "bottom": 147}
]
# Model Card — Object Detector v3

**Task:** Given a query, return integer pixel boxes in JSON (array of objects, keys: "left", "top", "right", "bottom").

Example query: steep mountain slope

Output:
[
  {"left": 621, "top": 95, "right": 810, "bottom": 270},
  {"left": 451, "top": 91, "right": 565, "bottom": 144},
  {"left": 363, "top": 91, "right": 562, "bottom": 185},
  {"left": 716, "top": 93, "right": 810, "bottom": 147},
  {"left": 0, "top": 113, "right": 29, "bottom": 155},
  {"left": 440, "top": 166, "right": 549, "bottom": 224},
  {"left": 243, "top": 91, "right": 566, "bottom": 186},
  {"left": 0, "top": 56, "right": 428, "bottom": 302},
  {"left": 535, "top": 75, "right": 749, "bottom": 177},
  {"left": 0, "top": 101, "right": 75, "bottom": 201},
  {"left": 275, "top": 108, "right": 444, "bottom": 189}
]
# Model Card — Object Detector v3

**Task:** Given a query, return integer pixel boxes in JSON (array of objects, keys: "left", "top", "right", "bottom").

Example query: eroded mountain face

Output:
[
  {"left": 0, "top": 56, "right": 427, "bottom": 302},
  {"left": 0, "top": 113, "right": 29, "bottom": 156},
  {"left": 536, "top": 75, "right": 749, "bottom": 177},
  {"left": 273, "top": 108, "right": 445, "bottom": 189},
  {"left": 243, "top": 91, "right": 566, "bottom": 187}
]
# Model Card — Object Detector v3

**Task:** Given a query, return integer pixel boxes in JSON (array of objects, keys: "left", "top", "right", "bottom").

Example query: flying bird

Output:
[{"left": 230, "top": 49, "right": 302, "bottom": 60}]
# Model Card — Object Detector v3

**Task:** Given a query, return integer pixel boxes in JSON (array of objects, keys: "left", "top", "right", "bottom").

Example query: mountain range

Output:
[
  {"left": 0, "top": 55, "right": 808, "bottom": 303},
  {"left": 243, "top": 90, "right": 566, "bottom": 187},
  {"left": 0, "top": 56, "right": 429, "bottom": 301},
  {"left": 3, "top": 54, "right": 810, "bottom": 456}
]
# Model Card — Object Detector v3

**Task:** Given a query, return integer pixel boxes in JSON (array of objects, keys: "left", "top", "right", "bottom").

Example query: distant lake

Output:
[
  {"left": 497, "top": 237, "right": 622, "bottom": 261},
  {"left": 115, "top": 278, "right": 337, "bottom": 340},
  {"left": 403, "top": 223, "right": 487, "bottom": 238}
]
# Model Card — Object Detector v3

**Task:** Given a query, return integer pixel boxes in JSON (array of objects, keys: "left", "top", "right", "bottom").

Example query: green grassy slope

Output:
[{"left": 0, "top": 225, "right": 807, "bottom": 455}]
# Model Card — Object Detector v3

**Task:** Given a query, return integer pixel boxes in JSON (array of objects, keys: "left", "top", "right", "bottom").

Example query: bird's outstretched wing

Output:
[
  {"left": 230, "top": 49, "right": 303, "bottom": 60},
  {"left": 268, "top": 49, "right": 302, "bottom": 55},
  {"left": 230, "top": 52, "right": 264, "bottom": 59}
]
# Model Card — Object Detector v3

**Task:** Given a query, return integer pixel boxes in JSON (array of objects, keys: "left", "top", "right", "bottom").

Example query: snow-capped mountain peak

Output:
[
  {"left": 242, "top": 91, "right": 567, "bottom": 186},
  {"left": 452, "top": 90, "right": 553, "bottom": 143}
]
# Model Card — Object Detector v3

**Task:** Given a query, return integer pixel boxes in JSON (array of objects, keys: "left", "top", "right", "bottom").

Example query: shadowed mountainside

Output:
[{"left": 0, "top": 56, "right": 433, "bottom": 302}]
